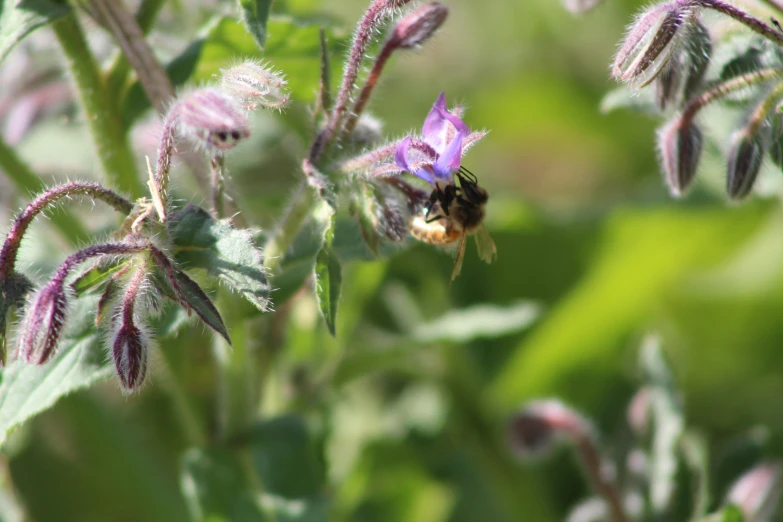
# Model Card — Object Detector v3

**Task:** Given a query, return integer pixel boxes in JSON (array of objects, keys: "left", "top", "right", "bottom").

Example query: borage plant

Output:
[
  {"left": 0, "top": 0, "right": 493, "bottom": 519},
  {"left": 579, "top": 0, "right": 783, "bottom": 199}
]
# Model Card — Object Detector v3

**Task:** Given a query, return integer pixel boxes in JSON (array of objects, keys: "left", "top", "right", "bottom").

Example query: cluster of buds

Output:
[{"left": 602, "top": 0, "right": 783, "bottom": 199}]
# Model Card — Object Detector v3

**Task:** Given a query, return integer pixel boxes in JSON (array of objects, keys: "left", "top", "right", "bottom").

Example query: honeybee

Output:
[{"left": 409, "top": 166, "right": 497, "bottom": 280}]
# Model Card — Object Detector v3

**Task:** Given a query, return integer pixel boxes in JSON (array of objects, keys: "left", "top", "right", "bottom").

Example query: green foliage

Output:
[
  {"left": 238, "top": 0, "right": 273, "bottom": 48},
  {"left": 0, "top": 0, "right": 69, "bottom": 64}
]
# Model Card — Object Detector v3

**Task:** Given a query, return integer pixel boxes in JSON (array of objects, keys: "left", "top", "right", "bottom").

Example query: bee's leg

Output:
[
  {"left": 423, "top": 189, "right": 439, "bottom": 218},
  {"left": 424, "top": 211, "right": 446, "bottom": 224},
  {"left": 438, "top": 185, "right": 456, "bottom": 216}
]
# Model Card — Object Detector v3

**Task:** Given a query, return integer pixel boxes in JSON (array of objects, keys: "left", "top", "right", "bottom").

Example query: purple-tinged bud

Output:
[
  {"left": 390, "top": 2, "right": 448, "bottom": 49},
  {"left": 612, "top": 2, "right": 694, "bottom": 88},
  {"left": 111, "top": 320, "right": 149, "bottom": 393},
  {"left": 561, "top": 0, "right": 604, "bottom": 14},
  {"left": 726, "top": 463, "right": 781, "bottom": 522},
  {"left": 220, "top": 61, "right": 289, "bottom": 111},
  {"left": 507, "top": 399, "right": 593, "bottom": 459},
  {"left": 727, "top": 131, "right": 765, "bottom": 200},
  {"left": 656, "top": 58, "right": 681, "bottom": 110},
  {"left": 17, "top": 281, "right": 69, "bottom": 364},
  {"left": 682, "top": 21, "right": 712, "bottom": 101},
  {"left": 657, "top": 117, "right": 703, "bottom": 196},
  {"left": 171, "top": 88, "right": 250, "bottom": 150}
]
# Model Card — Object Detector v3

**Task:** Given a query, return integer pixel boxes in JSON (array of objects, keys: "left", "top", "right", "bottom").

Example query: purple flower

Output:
[{"left": 395, "top": 92, "right": 471, "bottom": 185}]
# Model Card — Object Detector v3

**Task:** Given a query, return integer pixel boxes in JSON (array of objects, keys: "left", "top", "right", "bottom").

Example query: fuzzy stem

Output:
[
  {"left": 0, "top": 183, "right": 133, "bottom": 279},
  {"left": 0, "top": 137, "right": 88, "bottom": 245},
  {"left": 570, "top": 432, "right": 629, "bottom": 522},
  {"left": 49, "top": 240, "right": 149, "bottom": 288},
  {"left": 342, "top": 40, "right": 396, "bottom": 137},
  {"left": 681, "top": 67, "right": 783, "bottom": 124},
  {"left": 746, "top": 79, "right": 783, "bottom": 134},
  {"left": 263, "top": 182, "right": 316, "bottom": 273},
  {"left": 309, "top": 0, "right": 409, "bottom": 162},
  {"left": 104, "top": 0, "right": 166, "bottom": 95},
  {"left": 690, "top": 0, "right": 783, "bottom": 45},
  {"left": 315, "top": 27, "right": 332, "bottom": 120},
  {"left": 51, "top": 13, "right": 144, "bottom": 197}
]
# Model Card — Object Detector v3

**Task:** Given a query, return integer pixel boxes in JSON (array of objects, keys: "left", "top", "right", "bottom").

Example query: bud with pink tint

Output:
[
  {"left": 220, "top": 61, "right": 289, "bottom": 111},
  {"left": 726, "top": 462, "right": 781, "bottom": 522},
  {"left": 389, "top": 2, "right": 448, "bottom": 49},
  {"left": 171, "top": 88, "right": 250, "bottom": 150}
]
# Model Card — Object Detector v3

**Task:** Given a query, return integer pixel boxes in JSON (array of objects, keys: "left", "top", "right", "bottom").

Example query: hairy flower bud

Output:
[
  {"left": 220, "top": 61, "right": 289, "bottom": 110},
  {"left": 112, "top": 320, "right": 149, "bottom": 393},
  {"left": 726, "top": 463, "right": 781, "bottom": 522},
  {"left": 507, "top": 400, "right": 593, "bottom": 458},
  {"left": 727, "top": 130, "right": 765, "bottom": 200},
  {"left": 613, "top": 2, "right": 694, "bottom": 88},
  {"left": 657, "top": 117, "right": 703, "bottom": 196},
  {"left": 17, "top": 281, "right": 69, "bottom": 364},
  {"left": 172, "top": 88, "right": 250, "bottom": 150},
  {"left": 390, "top": 2, "right": 448, "bottom": 49}
]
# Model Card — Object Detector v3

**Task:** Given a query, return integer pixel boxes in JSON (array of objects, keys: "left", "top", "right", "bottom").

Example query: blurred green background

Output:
[{"left": 2, "top": 0, "right": 783, "bottom": 520}]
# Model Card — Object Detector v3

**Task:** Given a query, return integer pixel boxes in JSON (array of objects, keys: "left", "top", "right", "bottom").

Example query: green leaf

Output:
[
  {"left": 238, "top": 0, "right": 272, "bottom": 48},
  {"left": 168, "top": 205, "right": 270, "bottom": 311},
  {"left": 600, "top": 86, "right": 659, "bottom": 115},
  {"left": 0, "top": 297, "right": 112, "bottom": 448},
  {"left": 680, "top": 431, "right": 711, "bottom": 520},
  {"left": 71, "top": 259, "right": 129, "bottom": 296},
  {"left": 412, "top": 301, "right": 541, "bottom": 343},
  {"left": 0, "top": 0, "right": 70, "bottom": 64},
  {"left": 641, "top": 336, "right": 685, "bottom": 516},
  {"left": 312, "top": 198, "right": 340, "bottom": 336},
  {"left": 181, "top": 448, "right": 268, "bottom": 522},
  {"left": 169, "top": 268, "right": 231, "bottom": 343},
  {"left": 699, "top": 504, "right": 744, "bottom": 522}
]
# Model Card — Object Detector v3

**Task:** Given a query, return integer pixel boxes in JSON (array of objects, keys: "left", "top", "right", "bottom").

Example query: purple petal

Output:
[
  {"left": 421, "top": 93, "right": 450, "bottom": 151},
  {"left": 433, "top": 130, "right": 465, "bottom": 179},
  {"left": 395, "top": 136, "right": 413, "bottom": 172},
  {"left": 437, "top": 107, "right": 469, "bottom": 135},
  {"left": 396, "top": 136, "right": 436, "bottom": 184}
]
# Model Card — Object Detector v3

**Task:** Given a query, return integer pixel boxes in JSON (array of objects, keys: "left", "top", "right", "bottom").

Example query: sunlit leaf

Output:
[
  {"left": 238, "top": 0, "right": 272, "bottom": 48},
  {"left": 314, "top": 245, "right": 341, "bottom": 337},
  {"left": 0, "top": 0, "right": 70, "bottom": 64},
  {"left": 168, "top": 205, "right": 270, "bottom": 311},
  {"left": 413, "top": 301, "right": 541, "bottom": 342},
  {"left": 71, "top": 259, "right": 128, "bottom": 296},
  {"left": 169, "top": 268, "right": 231, "bottom": 343}
]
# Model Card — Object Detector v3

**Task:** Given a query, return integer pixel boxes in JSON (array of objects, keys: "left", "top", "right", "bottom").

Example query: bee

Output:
[{"left": 409, "top": 166, "right": 497, "bottom": 280}]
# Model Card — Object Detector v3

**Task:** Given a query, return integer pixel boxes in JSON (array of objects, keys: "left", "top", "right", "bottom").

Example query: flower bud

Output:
[
  {"left": 220, "top": 61, "right": 289, "bottom": 111},
  {"left": 17, "top": 281, "right": 69, "bottom": 364},
  {"left": 682, "top": 21, "right": 712, "bottom": 101},
  {"left": 612, "top": 2, "right": 693, "bottom": 88},
  {"left": 507, "top": 399, "right": 593, "bottom": 459},
  {"left": 727, "top": 131, "right": 765, "bottom": 200},
  {"left": 172, "top": 88, "right": 250, "bottom": 150},
  {"left": 657, "top": 117, "right": 703, "bottom": 196},
  {"left": 112, "top": 319, "right": 149, "bottom": 393},
  {"left": 726, "top": 463, "right": 781, "bottom": 522},
  {"left": 390, "top": 2, "right": 448, "bottom": 49}
]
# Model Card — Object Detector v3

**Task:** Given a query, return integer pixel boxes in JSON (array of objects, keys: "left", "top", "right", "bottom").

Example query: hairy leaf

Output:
[
  {"left": 169, "top": 267, "right": 231, "bottom": 343},
  {"left": 0, "top": 0, "right": 70, "bottom": 64},
  {"left": 238, "top": 0, "right": 272, "bottom": 48},
  {"left": 168, "top": 205, "right": 270, "bottom": 311},
  {"left": 314, "top": 245, "right": 341, "bottom": 337}
]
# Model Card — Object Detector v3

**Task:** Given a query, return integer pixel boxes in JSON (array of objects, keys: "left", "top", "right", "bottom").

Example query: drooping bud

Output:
[
  {"left": 170, "top": 88, "right": 250, "bottom": 150},
  {"left": 656, "top": 57, "right": 681, "bottom": 110},
  {"left": 727, "top": 130, "right": 765, "bottom": 200},
  {"left": 17, "top": 281, "right": 69, "bottom": 364},
  {"left": 220, "top": 61, "right": 289, "bottom": 111},
  {"left": 682, "top": 21, "right": 712, "bottom": 101},
  {"left": 657, "top": 116, "right": 703, "bottom": 196},
  {"left": 507, "top": 399, "right": 593, "bottom": 459},
  {"left": 389, "top": 2, "right": 448, "bottom": 49},
  {"left": 112, "top": 320, "right": 149, "bottom": 393},
  {"left": 726, "top": 463, "right": 781, "bottom": 522},
  {"left": 612, "top": 2, "right": 694, "bottom": 88}
]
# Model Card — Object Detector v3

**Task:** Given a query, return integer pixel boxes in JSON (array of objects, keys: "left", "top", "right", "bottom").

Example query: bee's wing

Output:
[
  {"left": 474, "top": 225, "right": 497, "bottom": 264},
  {"left": 450, "top": 232, "right": 468, "bottom": 281}
]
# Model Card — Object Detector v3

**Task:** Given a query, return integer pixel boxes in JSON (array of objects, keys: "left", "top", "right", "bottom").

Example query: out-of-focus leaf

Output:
[
  {"left": 413, "top": 301, "right": 541, "bottom": 342},
  {"left": 0, "top": 296, "right": 111, "bottom": 448},
  {"left": 641, "top": 336, "right": 684, "bottom": 515},
  {"left": 0, "top": 487, "right": 24, "bottom": 522},
  {"left": 122, "top": 16, "right": 347, "bottom": 123},
  {"left": 71, "top": 259, "right": 128, "bottom": 296},
  {"left": 312, "top": 198, "right": 340, "bottom": 336},
  {"left": 168, "top": 205, "right": 270, "bottom": 311},
  {"left": 681, "top": 430, "right": 711, "bottom": 520},
  {"left": 699, "top": 504, "right": 744, "bottom": 522},
  {"left": 244, "top": 416, "right": 323, "bottom": 500},
  {"left": 238, "top": 0, "right": 272, "bottom": 48},
  {"left": 181, "top": 448, "right": 268, "bottom": 522},
  {"left": 600, "top": 86, "right": 659, "bottom": 115},
  {"left": 170, "top": 268, "right": 231, "bottom": 343},
  {"left": 0, "top": 0, "right": 70, "bottom": 64},
  {"left": 491, "top": 202, "right": 773, "bottom": 410}
]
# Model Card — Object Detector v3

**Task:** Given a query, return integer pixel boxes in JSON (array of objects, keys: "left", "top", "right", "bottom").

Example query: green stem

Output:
[
  {"left": 0, "top": 136, "right": 88, "bottom": 245},
  {"left": 263, "top": 181, "right": 316, "bottom": 273},
  {"left": 52, "top": 13, "right": 144, "bottom": 198}
]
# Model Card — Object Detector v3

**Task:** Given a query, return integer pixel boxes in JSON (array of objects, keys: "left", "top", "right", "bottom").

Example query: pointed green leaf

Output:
[
  {"left": 181, "top": 448, "right": 268, "bottom": 522},
  {"left": 0, "top": 0, "right": 70, "bottom": 64},
  {"left": 71, "top": 259, "right": 129, "bottom": 296},
  {"left": 168, "top": 205, "right": 270, "bottom": 311},
  {"left": 314, "top": 245, "right": 341, "bottom": 337},
  {"left": 238, "top": 0, "right": 272, "bottom": 48},
  {"left": 170, "top": 268, "right": 231, "bottom": 343}
]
